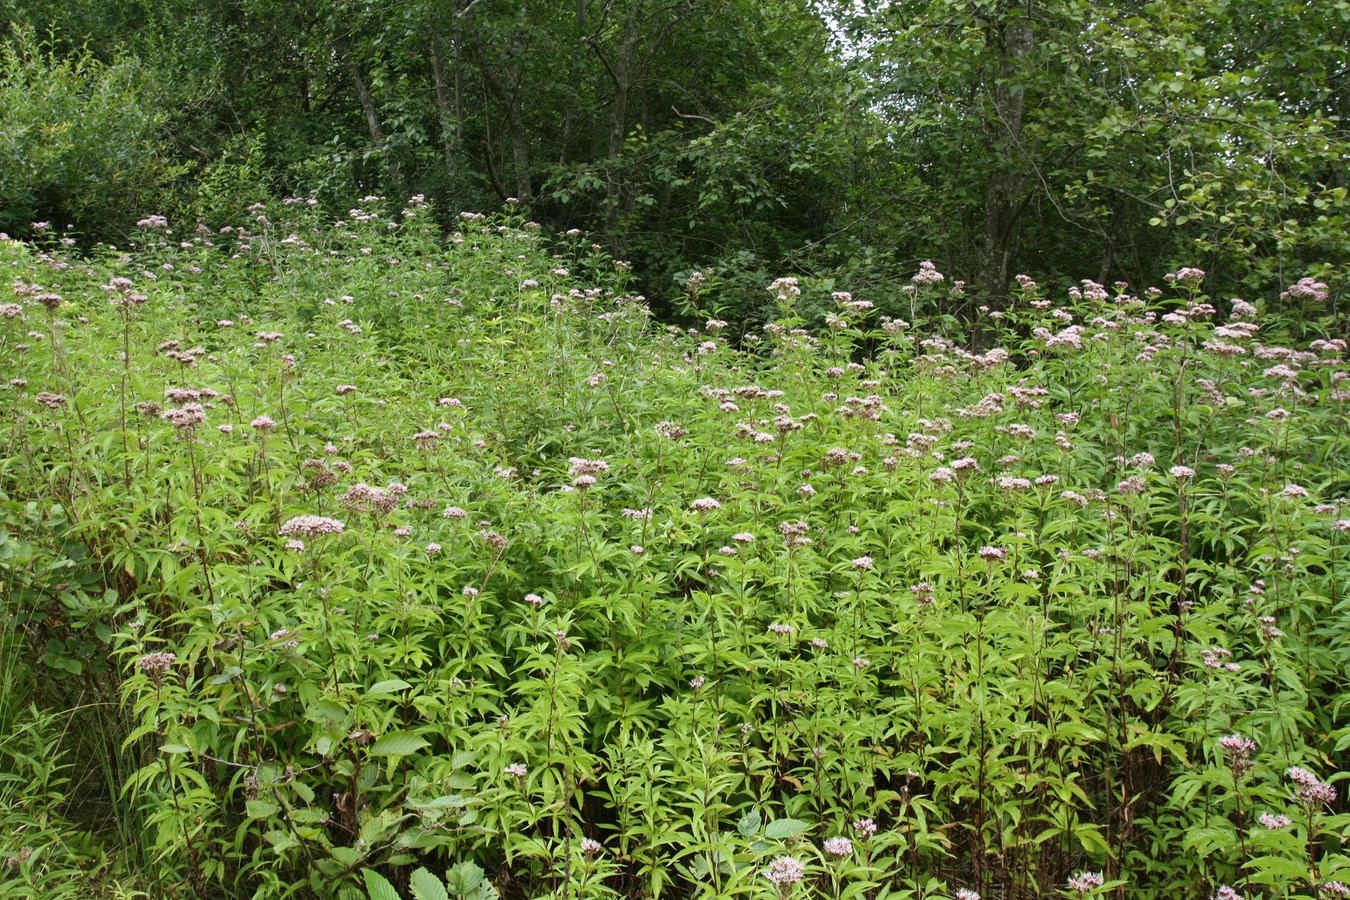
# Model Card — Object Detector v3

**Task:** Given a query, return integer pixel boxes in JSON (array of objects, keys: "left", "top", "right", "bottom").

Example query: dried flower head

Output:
[{"left": 135, "top": 651, "right": 177, "bottom": 685}]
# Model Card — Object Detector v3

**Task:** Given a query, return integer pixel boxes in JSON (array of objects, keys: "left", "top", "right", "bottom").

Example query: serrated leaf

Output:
[
  {"left": 369, "top": 731, "right": 429, "bottom": 756},
  {"left": 246, "top": 799, "right": 279, "bottom": 819},
  {"left": 210, "top": 665, "right": 243, "bottom": 685},
  {"left": 443, "top": 860, "right": 484, "bottom": 894},
  {"left": 363, "top": 868, "right": 401, "bottom": 900},
  {"left": 306, "top": 699, "right": 348, "bottom": 726},
  {"left": 409, "top": 867, "right": 449, "bottom": 900},
  {"left": 737, "top": 807, "right": 762, "bottom": 836},
  {"left": 330, "top": 846, "right": 363, "bottom": 867},
  {"left": 1244, "top": 854, "right": 1314, "bottom": 882},
  {"left": 1075, "top": 824, "right": 1109, "bottom": 856},
  {"left": 366, "top": 679, "right": 412, "bottom": 697},
  {"left": 763, "top": 818, "right": 809, "bottom": 840}
]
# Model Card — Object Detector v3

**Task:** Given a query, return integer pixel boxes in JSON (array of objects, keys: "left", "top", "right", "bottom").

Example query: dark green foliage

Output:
[
  {"left": 1, "top": 208, "right": 1348, "bottom": 897},
  {"left": 6, "top": 0, "right": 1345, "bottom": 315},
  {"left": 0, "top": 33, "right": 182, "bottom": 239}
]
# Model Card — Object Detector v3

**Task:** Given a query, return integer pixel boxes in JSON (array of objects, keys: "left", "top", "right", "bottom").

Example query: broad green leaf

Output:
[
  {"left": 443, "top": 861, "right": 485, "bottom": 895},
  {"left": 246, "top": 799, "right": 279, "bottom": 819},
  {"left": 409, "top": 868, "right": 450, "bottom": 900},
  {"left": 366, "top": 679, "right": 413, "bottom": 697},
  {"left": 368, "top": 731, "right": 430, "bottom": 756},
  {"left": 763, "top": 818, "right": 809, "bottom": 840},
  {"left": 363, "top": 868, "right": 400, "bottom": 900}
]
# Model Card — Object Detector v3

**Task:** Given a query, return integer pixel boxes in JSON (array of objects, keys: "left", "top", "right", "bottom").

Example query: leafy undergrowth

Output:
[{"left": 1, "top": 203, "right": 1348, "bottom": 900}]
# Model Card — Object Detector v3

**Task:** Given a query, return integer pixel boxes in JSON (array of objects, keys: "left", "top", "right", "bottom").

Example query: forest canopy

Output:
[{"left": 1, "top": 0, "right": 1346, "bottom": 316}]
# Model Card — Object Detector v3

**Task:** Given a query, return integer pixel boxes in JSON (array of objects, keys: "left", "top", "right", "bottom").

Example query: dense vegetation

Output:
[
  {"left": 1, "top": 202, "right": 1347, "bottom": 898},
  {"left": 1, "top": 0, "right": 1348, "bottom": 313},
  {"left": 2, "top": 1, "right": 1348, "bottom": 896}
]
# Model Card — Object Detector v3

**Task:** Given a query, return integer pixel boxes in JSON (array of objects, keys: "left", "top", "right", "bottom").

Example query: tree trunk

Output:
[
  {"left": 602, "top": 2, "right": 644, "bottom": 238},
  {"left": 975, "top": 13, "right": 1035, "bottom": 304},
  {"left": 337, "top": 34, "right": 405, "bottom": 196},
  {"left": 1097, "top": 196, "right": 1129, "bottom": 286},
  {"left": 430, "top": 35, "right": 459, "bottom": 172},
  {"left": 559, "top": 0, "right": 589, "bottom": 166},
  {"left": 472, "top": 43, "right": 534, "bottom": 204}
]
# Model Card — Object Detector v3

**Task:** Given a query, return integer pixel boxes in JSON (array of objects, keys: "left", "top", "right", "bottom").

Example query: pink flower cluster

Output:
[{"left": 278, "top": 516, "right": 345, "bottom": 538}]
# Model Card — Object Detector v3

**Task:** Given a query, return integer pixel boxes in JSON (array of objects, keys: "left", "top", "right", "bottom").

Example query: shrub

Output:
[{"left": 0, "top": 31, "right": 181, "bottom": 241}]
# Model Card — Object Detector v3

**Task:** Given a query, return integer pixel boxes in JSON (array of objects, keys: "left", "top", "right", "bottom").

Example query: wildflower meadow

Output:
[{"left": 1, "top": 201, "right": 1347, "bottom": 900}]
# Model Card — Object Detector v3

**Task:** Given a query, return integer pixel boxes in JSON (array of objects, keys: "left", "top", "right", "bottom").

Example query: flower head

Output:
[
  {"left": 764, "top": 856, "right": 805, "bottom": 887},
  {"left": 1287, "top": 766, "right": 1336, "bottom": 806},
  {"left": 1218, "top": 734, "right": 1257, "bottom": 776},
  {"left": 822, "top": 837, "right": 852, "bottom": 857},
  {"left": 135, "top": 651, "right": 177, "bottom": 686},
  {"left": 912, "top": 260, "right": 945, "bottom": 287},
  {"left": 278, "top": 515, "right": 345, "bottom": 539},
  {"left": 1067, "top": 872, "right": 1104, "bottom": 893},
  {"left": 1258, "top": 812, "right": 1291, "bottom": 829}
]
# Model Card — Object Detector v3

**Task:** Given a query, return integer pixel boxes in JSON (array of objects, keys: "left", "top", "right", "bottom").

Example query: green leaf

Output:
[
  {"left": 409, "top": 868, "right": 449, "bottom": 900},
  {"left": 1075, "top": 823, "right": 1109, "bottom": 856},
  {"left": 737, "top": 807, "right": 762, "bottom": 836},
  {"left": 246, "top": 799, "right": 279, "bottom": 819},
  {"left": 443, "top": 861, "right": 485, "bottom": 895},
  {"left": 1244, "top": 854, "right": 1309, "bottom": 883},
  {"left": 363, "top": 868, "right": 401, "bottom": 900},
  {"left": 368, "top": 731, "right": 430, "bottom": 757},
  {"left": 210, "top": 665, "right": 243, "bottom": 685},
  {"left": 366, "top": 679, "right": 413, "bottom": 697},
  {"left": 763, "top": 818, "right": 809, "bottom": 840},
  {"left": 330, "top": 846, "right": 363, "bottom": 867}
]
